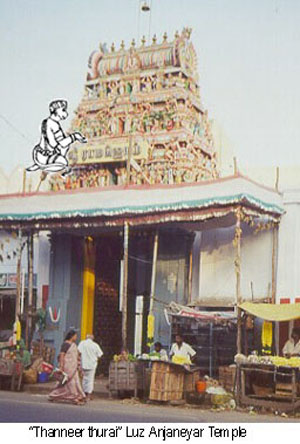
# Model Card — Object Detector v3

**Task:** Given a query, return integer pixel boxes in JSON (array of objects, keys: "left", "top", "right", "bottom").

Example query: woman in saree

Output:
[{"left": 49, "top": 329, "right": 86, "bottom": 405}]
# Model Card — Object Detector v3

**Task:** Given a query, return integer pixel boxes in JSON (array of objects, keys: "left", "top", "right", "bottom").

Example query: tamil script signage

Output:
[
  {"left": 0, "top": 273, "right": 37, "bottom": 288},
  {"left": 69, "top": 139, "right": 148, "bottom": 165}
]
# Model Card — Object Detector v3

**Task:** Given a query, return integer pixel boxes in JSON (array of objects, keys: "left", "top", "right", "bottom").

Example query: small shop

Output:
[
  {"left": 107, "top": 303, "right": 238, "bottom": 404},
  {"left": 235, "top": 302, "right": 300, "bottom": 414},
  {"left": 106, "top": 301, "right": 300, "bottom": 410}
]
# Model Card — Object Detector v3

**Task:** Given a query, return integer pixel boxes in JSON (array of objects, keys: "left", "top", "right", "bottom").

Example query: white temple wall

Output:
[
  {"left": 277, "top": 190, "right": 300, "bottom": 302},
  {"left": 192, "top": 225, "right": 273, "bottom": 306}
]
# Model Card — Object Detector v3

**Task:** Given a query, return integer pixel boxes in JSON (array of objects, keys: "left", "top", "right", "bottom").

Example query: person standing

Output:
[
  {"left": 283, "top": 328, "right": 300, "bottom": 357},
  {"left": 48, "top": 329, "right": 86, "bottom": 405},
  {"left": 78, "top": 334, "right": 103, "bottom": 400},
  {"left": 170, "top": 334, "right": 196, "bottom": 363}
]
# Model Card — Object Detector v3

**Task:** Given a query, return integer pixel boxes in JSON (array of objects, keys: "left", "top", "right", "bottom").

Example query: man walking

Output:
[{"left": 78, "top": 334, "right": 103, "bottom": 400}]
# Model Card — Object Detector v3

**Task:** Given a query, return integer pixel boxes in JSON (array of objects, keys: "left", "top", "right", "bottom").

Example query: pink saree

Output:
[{"left": 48, "top": 342, "right": 86, "bottom": 403}]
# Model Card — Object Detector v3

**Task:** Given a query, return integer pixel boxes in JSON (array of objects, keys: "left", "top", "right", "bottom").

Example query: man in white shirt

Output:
[
  {"left": 283, "top": 328, "right": 300, "bottom": 358},
  {"left": 170, "top": 334, "right": 196, "bottom": 363},
  {"left": 78, "top": 334, "right": 103, "bottom": 400}
]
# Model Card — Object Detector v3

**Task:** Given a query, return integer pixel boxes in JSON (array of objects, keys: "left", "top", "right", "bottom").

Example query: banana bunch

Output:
[
  {"left": 113, "top": 353, "right": 137, "bottom": 362},
  {"left": 171, "top": 355, "right": 191, "bottom": 365},
  {"left": 267, "top": 356, "right": 300, "bottom": 368}
]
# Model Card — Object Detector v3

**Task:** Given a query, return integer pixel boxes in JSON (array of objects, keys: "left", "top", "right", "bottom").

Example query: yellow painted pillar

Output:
[{"left": 81, "top": 237, "right": 96, "bottom": 340}]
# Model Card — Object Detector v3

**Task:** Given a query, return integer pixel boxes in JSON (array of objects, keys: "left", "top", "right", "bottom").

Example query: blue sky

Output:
[{"left": 0, "top": 0, "right": 300, "bottom": 173}]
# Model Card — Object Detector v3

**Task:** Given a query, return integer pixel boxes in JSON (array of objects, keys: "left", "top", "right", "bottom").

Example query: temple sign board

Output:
[{"left": 69, "top": 138, "right": 149, "bottom": 165}]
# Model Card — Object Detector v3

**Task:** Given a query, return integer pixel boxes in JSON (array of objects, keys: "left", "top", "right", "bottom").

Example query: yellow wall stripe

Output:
[{"left": 81, "top": 238, "right": 96, "bottom": 340}]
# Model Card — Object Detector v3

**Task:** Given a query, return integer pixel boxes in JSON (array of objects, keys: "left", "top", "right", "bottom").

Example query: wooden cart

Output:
[
  {"left": 149, "top": 361, "right": 200, "bottom": 402},
  {"left": 149, "top": 361, "right": 185, "bottom": 401},
  {"left": 108, "top": 360, "right": 150, "bottom": 398},
  {"left": 0, "top": 358, "right": 23, "bottom": 391},
  {"left": 237, "top": 363, "right": 300, "bottom": 414}
]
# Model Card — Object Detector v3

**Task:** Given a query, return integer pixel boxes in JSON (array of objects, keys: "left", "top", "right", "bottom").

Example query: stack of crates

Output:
[
  {"left": 218, "top": 365, "right": 236, "bottom": 392},
  {"left": 149, "top": 361, "right": 185, "bottom": 402},
  {"left": 109, "top": 360, "right": 150, "bottom": 398}
]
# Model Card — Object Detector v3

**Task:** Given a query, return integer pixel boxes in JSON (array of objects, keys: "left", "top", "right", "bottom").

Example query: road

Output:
[{"left": 0, "top": 391, "right": 300, "bottom": 423}]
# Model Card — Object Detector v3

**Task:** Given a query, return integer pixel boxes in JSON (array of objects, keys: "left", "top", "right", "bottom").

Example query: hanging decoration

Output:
[
  {"left": 147, "top": 313, "right": 155, "bottom": 346},
  {"left": 261, "top": 321, "right": 273, "bottom": 355},
  {"left": 49, "top": 306, "right": 61, "bottom": 323}
]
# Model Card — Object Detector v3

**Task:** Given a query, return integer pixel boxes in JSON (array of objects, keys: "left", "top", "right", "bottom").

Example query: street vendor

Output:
[
  {"left": 170, "top": 334, "right": 196, "bottom": 363},
  {"left": 18, "top": 339, "right": 31, "bottom": 369},
  {"left": 154, "top": 342, "right": 168, "bottom": 360},
  {"left": 283, "top": 328, "right": 300, "bottom": 357}
]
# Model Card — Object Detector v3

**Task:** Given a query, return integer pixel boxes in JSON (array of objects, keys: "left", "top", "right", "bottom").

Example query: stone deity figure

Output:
[
  {"left": 176, "top": 72, "right": 185, "bottom": 88},
  {"left": 111, "top": 81, "right": 119, "bottom": 97},
  {"left": 152, "top": 76, "right": 157, "bottom": 90},
  {"left": 98, "top": 83, "right": 106, "bottom": 99},
  {"left": 166, "top": 73, "right": 175, "bottom": 88},
  {"left": 156, "top": 72, "right": 163, "bottom": 90},
  {"left": 132, "top": 78, "right": 140, "bottom": 94},
  {"left": 145, "top": 77, "right": 153, "bottom": 93},
  {"left": 119, "top": 80, "right": 126, "bottom": 95},
  {"left": 124, "top": 115, "right": 132, "bottom": 134},
  {"left": 149, "top": 165, "right": 156, "bottom": 184},
  {"left": 174, "top": 169, "right": 183, "bottom": 184}
]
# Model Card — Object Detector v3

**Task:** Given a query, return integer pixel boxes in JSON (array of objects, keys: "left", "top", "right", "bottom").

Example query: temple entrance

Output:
[
  {"left": 92, "top": 231, "right": 154, "bottom": 373},
  {"left": 93, "top": 234, "right": 122, "bottom": 375}
]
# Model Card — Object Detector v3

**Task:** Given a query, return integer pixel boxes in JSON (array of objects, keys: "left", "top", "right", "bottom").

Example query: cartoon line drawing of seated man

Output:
[{"left": 27, "top": 99, "right": 87, "bottom": 176}]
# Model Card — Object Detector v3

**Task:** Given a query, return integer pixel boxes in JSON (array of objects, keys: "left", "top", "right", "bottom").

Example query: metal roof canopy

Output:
[{"left": 0, "top": 174, "right": 283, "bottom": 232}]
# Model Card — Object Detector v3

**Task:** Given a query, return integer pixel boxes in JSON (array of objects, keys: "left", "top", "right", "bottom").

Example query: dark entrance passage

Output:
[
  {"left": 0, "top": 293, "right": 15, "bottom": 330},
  {"left": 93, "top": 234, "right": 122, "bottom": 375}
]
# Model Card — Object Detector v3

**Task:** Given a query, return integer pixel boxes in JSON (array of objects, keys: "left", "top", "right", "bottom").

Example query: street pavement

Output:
[{"left": 0, "top": 391, "right": 300, "bottom": 423}]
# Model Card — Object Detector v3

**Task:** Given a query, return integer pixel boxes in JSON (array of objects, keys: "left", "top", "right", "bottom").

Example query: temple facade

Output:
[
  {"left": 2, "top": 28, "right": 295, "bottom": 374},
  {"left": 49, "top": 28, "right": 219, "bottom": 191}
]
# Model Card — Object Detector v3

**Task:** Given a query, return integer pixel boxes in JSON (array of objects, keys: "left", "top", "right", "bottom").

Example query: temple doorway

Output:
[{"left": 93, "top": 234, "right": 122, "bottom": 375}]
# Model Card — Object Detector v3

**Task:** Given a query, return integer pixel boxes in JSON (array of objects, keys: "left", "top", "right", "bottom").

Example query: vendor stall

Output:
[
  {"left": 167, "top": 302, "right": 239, "bottom": 377},
  {"left": 108, "top": 350, "right": 201, "bottom": 402},
  {"left": 238, "top": 361, "right": 300, "bottom": 414},
  {"left": 236, "top": 302, "right": 300, "bottom": 414},
  {"left": 0, "top": 346, "right": 23, "bottom": 391}
]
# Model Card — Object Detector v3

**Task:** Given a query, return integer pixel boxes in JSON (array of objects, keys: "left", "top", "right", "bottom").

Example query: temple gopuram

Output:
[{"left": 49, "top": 28, "right": 219, "bottom": 191}]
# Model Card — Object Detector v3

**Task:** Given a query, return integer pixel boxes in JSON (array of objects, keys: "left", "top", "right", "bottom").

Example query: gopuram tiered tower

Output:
[{"left": 49, "top": 28, "right": 219, "bottom": 191}]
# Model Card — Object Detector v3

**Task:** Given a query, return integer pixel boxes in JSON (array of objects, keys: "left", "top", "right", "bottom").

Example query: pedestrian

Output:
[
  {"left": 169, "top": 334, "right": 196, "bottom": 363},
  {"left": 78, "top": 334, "right": 103, "bottom": 400},
  {"left": 48, "top": 329, "right": 86, "bottom": 405}
]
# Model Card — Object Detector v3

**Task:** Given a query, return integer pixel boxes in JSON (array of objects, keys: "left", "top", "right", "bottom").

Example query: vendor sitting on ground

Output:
[
  {"left": 283, "top": 328, "right": 300, "bottom": 357},
  {"left": 154, "top": 342, "right": 168, "bottom": 360},
  {"left": 18, "top": 339, "right": 31, "bottom": 369},
  {"left": 170, "top": 334, "right": 196, "bottom": 363}
]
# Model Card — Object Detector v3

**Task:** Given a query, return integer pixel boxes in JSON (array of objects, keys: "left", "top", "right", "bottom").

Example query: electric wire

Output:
[{"left": 0, "top": 113, "right": 34, "bottom": 144}]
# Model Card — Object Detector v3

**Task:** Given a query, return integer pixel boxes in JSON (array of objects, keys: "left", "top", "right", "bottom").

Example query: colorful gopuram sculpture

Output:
[{"left": 49, "top": 28, "right": 219, "bottom": 191}]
